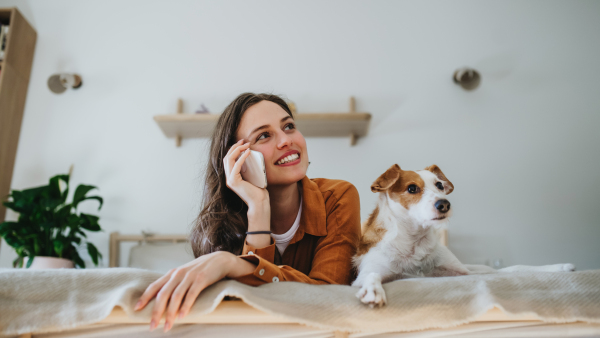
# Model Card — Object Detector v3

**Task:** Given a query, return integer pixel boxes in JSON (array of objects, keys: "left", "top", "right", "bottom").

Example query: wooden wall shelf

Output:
[
  {"left": 0, "top": 7, "right": 36, "bottom": 223},
  {"left": 154, "top": 97, "right": 371, "bottom": 147}
]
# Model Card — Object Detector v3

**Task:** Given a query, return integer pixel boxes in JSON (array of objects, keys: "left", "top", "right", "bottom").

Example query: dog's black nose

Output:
[{"left": 435, "top": 199, "right": 451, "bottom": 213}]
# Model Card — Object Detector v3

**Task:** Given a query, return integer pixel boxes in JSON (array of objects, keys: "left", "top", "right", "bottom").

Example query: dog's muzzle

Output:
[{"left": 435, "top": 199, "right": 451, "bottom": 213}]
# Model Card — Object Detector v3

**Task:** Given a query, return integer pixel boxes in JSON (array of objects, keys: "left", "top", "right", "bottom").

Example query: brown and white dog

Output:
[{"left": 352, "top": 164, "right": 575, "bottom": 307}]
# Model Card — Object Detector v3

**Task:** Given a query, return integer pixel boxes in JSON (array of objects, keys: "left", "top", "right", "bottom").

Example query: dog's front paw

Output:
[
  {"left": 355, "top": 272, "right": 387, "bottom": 308},
  {"left": 546, "top": 263, "right": 576, "bottom": 272},
  {"left": 560, "top": 263, "right": 576, "bottom": 272}
]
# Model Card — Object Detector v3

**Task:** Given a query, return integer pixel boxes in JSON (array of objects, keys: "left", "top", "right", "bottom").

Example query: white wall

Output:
[{"left": 1, "top": 0, "right": 599, "bottom": 270}]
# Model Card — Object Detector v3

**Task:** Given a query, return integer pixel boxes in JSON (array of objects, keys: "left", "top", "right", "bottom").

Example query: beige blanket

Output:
[{"left": 1, "top": 267, "right": 599, "bottom": 335}]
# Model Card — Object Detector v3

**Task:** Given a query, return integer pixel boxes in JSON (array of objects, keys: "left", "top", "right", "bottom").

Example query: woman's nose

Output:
[{"left": 276, "top": 131, "right": 293, "bottom": 149}]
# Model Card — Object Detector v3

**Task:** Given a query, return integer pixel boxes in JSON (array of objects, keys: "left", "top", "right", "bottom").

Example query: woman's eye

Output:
[
  {"left": 284, "top": 123, "right": 295, "bottom": 131},
  {"left": 256, "top": 132, "right": 269, "bottom": 141},
  {"left": 436, "top": 182, "right": 444, "bottom": 190},
  {"left": 407, "top": 185, "right": 418, "bottom": 194}
]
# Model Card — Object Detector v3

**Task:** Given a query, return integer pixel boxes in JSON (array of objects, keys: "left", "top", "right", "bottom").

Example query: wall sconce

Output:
[
  {"left": 47, "top": 73, "right": 83, "bottom": 94},
  {"left": 453, "top": 68, "right": 480, "bottom": 90}
]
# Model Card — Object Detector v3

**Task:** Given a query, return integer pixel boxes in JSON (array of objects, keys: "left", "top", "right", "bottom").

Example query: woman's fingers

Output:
[
  {"left": 224, "top": 139, "right": 244, "bottom": 158},
  {"left": 224, "top": 140, "right": 246, "bottom": 168},
  {"left": 163, "top": 275, "right": 194, "bottom": 332},
  {"left": 177, "top": 277, "right": 209, "bottom": 319},
  {"left": 149, "top": 270, "right": 187, "bottom": 330},
  {"left": 134, "top": 272, "right": 172, "bottom": 311},
  {"left": 231, "top": 148, "right": 252, "bottom": 176},
  {"left": 224, "top": 142, "right": 250, "bottom": 172}
]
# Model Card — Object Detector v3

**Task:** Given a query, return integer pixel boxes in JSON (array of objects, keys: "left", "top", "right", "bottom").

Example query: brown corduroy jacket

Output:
[{"left": 234, "top": 176, "right": 361, "bottom": 286}]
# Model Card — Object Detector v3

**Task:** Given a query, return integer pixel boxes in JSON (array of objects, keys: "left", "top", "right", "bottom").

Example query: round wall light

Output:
[
  {"left": 453, "top": 68, "right": 480, "bottom": 90},
  {"left": 47, "top": 73, "right": 83, "bottom": 94}
]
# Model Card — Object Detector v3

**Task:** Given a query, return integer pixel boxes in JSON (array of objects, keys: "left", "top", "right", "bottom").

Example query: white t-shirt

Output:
[{"left": 271, "top": 196, "right": 303, "bottom": 255}]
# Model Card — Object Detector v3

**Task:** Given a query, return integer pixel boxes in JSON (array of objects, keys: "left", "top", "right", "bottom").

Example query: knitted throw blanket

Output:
[{"left": 1, "top": 267, "right": 599, "bottom": 335}]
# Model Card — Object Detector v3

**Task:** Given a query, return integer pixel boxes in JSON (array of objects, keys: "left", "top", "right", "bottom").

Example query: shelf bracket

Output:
[
  {"left": 349, "top": 96, "right": 358, "bottom": 146},
  {"left": 176, "top": 98, "right": 183, "bottom": 147}
]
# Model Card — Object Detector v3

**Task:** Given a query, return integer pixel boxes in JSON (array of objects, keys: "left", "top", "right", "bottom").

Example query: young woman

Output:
[{"left": 135, "top": 93, "right": 361, "bottom": 332}]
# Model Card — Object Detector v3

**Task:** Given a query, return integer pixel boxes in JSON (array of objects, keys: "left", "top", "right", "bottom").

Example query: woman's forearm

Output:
[
  {"left": 226, "top": 255, "right": 258, "bottom": 278},
  {"left": 245, "top": 203, "right": 271, "bottom": 248}
]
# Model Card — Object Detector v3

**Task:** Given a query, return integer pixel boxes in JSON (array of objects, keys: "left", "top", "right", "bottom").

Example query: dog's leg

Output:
[
  {"left": 352, "top": 253, "right": 394, "bottom": 308},
  {"left": 499, "top": 264, "right": 575, "bottom": 273},
  {"left": 429, "top": 245, "right": 470, "bottom": 277},
  {"left": 353, "top": 272, "right": 387, "bottom": 308}
]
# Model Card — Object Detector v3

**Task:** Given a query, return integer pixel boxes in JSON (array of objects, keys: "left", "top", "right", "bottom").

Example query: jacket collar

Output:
[{"left": 290, "top": 176, "right": 327, "bottom": 245}]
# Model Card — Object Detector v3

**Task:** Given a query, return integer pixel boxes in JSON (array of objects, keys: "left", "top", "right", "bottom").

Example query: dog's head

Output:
[{"left": 371, "top": 164, "right": 454, "bottom": 229}]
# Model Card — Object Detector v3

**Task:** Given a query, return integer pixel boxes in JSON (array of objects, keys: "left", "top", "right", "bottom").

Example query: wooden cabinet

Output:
[{"left": 0, "top": 7, "right": 36, "bottom": 222}]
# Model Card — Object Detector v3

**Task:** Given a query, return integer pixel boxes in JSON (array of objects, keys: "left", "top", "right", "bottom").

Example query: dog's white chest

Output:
[{"left": 387, "top": 234, "right": 438, "bottom": 276}]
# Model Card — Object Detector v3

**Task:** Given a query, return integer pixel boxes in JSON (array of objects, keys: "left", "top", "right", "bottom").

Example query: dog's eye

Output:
[
  {"left": 436, "top": 182, "right": 444, "bottom": 190},
  {"left": 407, "top": 184, "right": 418, "bottom": 194}
]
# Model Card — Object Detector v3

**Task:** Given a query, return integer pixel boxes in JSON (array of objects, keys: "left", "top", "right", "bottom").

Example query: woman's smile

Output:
[{"left": 275, "top": 150, "right": 301, "bottom": 166}]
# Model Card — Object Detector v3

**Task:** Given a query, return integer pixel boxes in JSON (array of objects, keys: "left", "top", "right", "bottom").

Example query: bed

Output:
[{"left": 1, "top": 231, "right": 599, "bottom": 337}]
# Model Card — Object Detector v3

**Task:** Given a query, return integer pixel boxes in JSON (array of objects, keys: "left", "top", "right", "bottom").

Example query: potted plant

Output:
[{"left": 0, "top": 173, "right": 104, "bottom": 268}]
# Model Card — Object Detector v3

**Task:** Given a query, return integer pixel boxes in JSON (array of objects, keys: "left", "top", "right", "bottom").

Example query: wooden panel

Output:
[
  {"left": 3, "top": 8, "right": 37, "bottom": 80},
  {"left": 0, "top": 63, "right": 28, "bottom": 222},
  {"left": 154, "top": 112, "right": 372, "bottom": 139},
  {"left": 0, "top": 8, "right": 36, "bottom": 222}
]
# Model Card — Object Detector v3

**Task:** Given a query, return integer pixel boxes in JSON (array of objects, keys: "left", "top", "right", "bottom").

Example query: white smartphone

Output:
[{"left": 240, "top": 150, "right": 267, "bottom": 189}]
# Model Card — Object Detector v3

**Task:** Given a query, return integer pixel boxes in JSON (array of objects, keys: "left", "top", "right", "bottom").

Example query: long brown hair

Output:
[{"left": 190, "top": 93, "right": 293, "bottom": 257}]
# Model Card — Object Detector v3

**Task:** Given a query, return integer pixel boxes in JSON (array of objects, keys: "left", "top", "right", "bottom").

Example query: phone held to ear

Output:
[{"left": 240, "top": 150, "right": 267, "bottom": 189}]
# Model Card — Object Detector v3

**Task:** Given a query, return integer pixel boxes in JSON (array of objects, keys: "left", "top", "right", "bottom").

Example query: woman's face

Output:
[{"left": 236, "top": 100, "right": 308, "bottom": 186}]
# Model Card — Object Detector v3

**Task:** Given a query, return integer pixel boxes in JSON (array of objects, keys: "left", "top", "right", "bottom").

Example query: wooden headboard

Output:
[{"left": 109, "top": 232, "right": 188, "bottom": 267}]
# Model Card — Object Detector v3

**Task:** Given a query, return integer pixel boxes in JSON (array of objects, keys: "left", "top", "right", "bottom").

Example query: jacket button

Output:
[
  {"left": 248, "top": 251, "right": 254, "bottom": 255},
  {"left": 272, "top": 276, "right": 279, "bottom": 282},
  {"left": 259, "top": 269, "right": 265, "bottom": 276}
]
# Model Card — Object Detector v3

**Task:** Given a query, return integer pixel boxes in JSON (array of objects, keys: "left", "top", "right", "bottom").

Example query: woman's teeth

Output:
[{"left": 276, "top": 153, "right": 299, "bottom": 165}]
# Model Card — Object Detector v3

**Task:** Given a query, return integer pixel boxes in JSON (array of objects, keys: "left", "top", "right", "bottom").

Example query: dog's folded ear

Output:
[
  {"left": 424, "top": 165, "right": 454, "bottom": 194},
  {"left": 371, "top": 164, "right": 401, "bottom": 192}
]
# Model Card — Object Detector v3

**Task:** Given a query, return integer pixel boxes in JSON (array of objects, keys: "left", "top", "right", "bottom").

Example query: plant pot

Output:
[{"left": 27, "top": 256, "right": 75, "bottom": 269}]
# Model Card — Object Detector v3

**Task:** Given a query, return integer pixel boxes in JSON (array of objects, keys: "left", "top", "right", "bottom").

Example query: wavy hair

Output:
[{"left": 190, "top": 93, "right": 293, "bottom": 257}]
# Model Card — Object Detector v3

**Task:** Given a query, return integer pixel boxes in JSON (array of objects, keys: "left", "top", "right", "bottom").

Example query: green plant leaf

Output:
[
  {"left": 53, "top": 240, "right": 64, "bottom": 257},
  {"left": 67, "top": 214, "right": 80, "bottom": 227},
  {"left": 72, "top": 252, "right": 86, "bottom": 269},
  {"left": 13, "top": 257, "right": 24, "bottom": 268},
  {"left": 87, "top": 242, "right": 101, "bottom": 266},
  {"left": 3, "top": 201, "right": 28, "bottom": 214},
  {"left": 40, "top": 221, "right": 55, "bottom": 230},
  {"left": 49, "top": 174, "right": 69, "bottom": 201},
  {"left": 80, "top": 213, "right": 101, "bottom": 232},
  {"left": 73, "top": 185, "right": 97, "bottom": 209},
  {"left": 80, "top": 196, "right": 103, "bottom": 211},
  {"left": 26, "top": 256, "right": 34, "bottom": 268},
  {"left": 55, "top": 204, "right": 73, "bottom": 221},
  {"left": 0, "top": 221, "right": 19, "bottom": 236}
]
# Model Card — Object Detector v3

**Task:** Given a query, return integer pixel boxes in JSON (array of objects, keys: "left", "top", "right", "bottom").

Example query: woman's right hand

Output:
[{"left": 223, "top": 140, "right": 269, "bottom": 212}]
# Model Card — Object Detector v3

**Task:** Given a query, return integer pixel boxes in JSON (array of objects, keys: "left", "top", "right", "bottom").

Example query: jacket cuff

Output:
[
  {"left": 234, "top": 254, "right": 283, "bottom": 285},
  {"left": 241, "top": 238, "right": 276, "bottom": 263}
]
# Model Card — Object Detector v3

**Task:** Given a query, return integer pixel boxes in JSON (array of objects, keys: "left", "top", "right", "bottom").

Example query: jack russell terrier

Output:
[{"left": 352, "top": 164, "right": 575, "bottom": 307}]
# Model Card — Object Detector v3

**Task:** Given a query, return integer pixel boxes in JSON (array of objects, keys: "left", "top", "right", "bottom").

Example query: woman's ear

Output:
[
  {"left": 371, "top": 164, "right": 402, "bottom": 192},
  {"left": 424, "top": 164, "right": 454, "bottom": 194}
]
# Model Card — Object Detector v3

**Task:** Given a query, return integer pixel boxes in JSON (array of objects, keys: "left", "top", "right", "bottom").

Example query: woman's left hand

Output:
[{"left": 134, "top": 251, "right": 251, "bottom": 332}]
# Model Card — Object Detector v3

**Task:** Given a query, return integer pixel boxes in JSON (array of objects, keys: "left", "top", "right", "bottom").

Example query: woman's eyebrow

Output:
[{"left": 246, "top": 116, "right": 293, "bottom": 139}]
